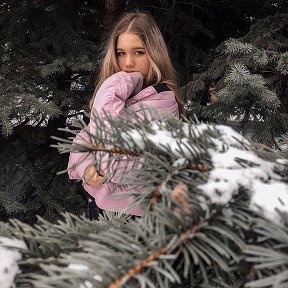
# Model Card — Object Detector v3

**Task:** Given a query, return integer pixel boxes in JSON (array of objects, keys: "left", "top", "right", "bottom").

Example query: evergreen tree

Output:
[
  {"left": 0, "top": 0, "right": 104, "bottom": 135},
  {"left": 0, "top": 0, "right": 242, "bottom": 221},
  {"left": 0, "top": 0, "right": 105, "bottom": 221},
  {"left": 1, "top": 0, "right": 287, "bottom": 230},
  {"left": 182, "top": 13, "right": 288, "bottom": 147},
  {"left": 1, "top": 112, "right": 288, "bottom": 287}
]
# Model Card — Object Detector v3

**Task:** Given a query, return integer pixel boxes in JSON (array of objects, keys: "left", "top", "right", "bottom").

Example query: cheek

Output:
[
  {"left": 117, "top": 58, "right": 125, "bottom": 70},
  {"left": 143, "top": 57, "right": 150, "bottom": 73}
]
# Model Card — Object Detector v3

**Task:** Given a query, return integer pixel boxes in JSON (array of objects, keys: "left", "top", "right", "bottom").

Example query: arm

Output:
[
  {"left": 67, "top": 127, "right": 108, "bottom": 187},
  {"left": 67, "top": 128, "right": 95, "bottom": 180},
  {"left": 89, "top": 72, "right": 144, "bottom": 185},
  {"left": 102, "top": 86, "right": 180, "bottom": 184},
  {"left": 91, "top": 71, "right": 144, "bottom": 119},
  {"left": 68, "top": 72, "right": 144, "bottom": 185}
]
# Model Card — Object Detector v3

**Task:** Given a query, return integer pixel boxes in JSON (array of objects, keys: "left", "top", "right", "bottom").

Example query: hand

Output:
[{"left": 84, "top": 164, "right": 106, "bottom": 187}]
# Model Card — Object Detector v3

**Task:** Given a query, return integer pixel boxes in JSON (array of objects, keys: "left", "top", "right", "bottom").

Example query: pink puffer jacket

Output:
[{"left": 68, "top": 71, "right": 179, "bottom": 216}]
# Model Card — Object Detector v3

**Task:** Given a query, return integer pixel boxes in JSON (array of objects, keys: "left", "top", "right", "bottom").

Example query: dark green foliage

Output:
[
  {"left": 2, "top": 0, "right": 288, "bottom": 135},
  {"left": 0, "top": 0, "right": 105, "bottom": 220},
  {"left": 1, "top": 114, "right": 288, "bottom": 287},
  {"left": 138, "top": 0, "right": 288, "bottom": 85},
  {"left": 182, "top": 13, "right": 288, "bottom": 146},
  {"left": 0, "top": 0, "right": 103, "bottom": 135},
  {"left": 1, "top": 5, "right": 288, "bottom": 286},
  {"left": 0, "top": 125, "right": 86, "bottom": 223}
]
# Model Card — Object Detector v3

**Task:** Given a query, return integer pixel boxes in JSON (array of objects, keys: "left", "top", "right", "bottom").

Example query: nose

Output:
[{"left": 125, "top": 55, "right": 135, "bottom": 68}]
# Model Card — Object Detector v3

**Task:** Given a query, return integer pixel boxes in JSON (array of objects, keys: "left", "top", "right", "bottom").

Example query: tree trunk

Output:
[{"left": 101, "top": 0, "right": 125, "bottom": 41}]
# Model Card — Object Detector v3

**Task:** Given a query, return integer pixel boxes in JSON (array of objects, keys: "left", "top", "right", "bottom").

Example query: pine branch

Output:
[
  {"left": 2, "top": 112, "right": 288, "bottom": 287},
  {"left": 183, "top": 14, "right": 288, "bottom": 146},
  {"left": 108, "top": 246, "right": 170, "bottom": 288},
  {"left": 224, "top": 38, "right": 254, "bottom": 55}
]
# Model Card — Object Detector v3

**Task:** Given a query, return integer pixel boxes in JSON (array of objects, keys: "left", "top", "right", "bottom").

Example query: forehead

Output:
[{"left": 116, "top": 32, "right": 144, "bottom": 49}]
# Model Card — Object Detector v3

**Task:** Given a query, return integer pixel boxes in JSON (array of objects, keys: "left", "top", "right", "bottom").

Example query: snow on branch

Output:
[{"left": 55, "top": 111, "right": 288, "bottom": 225}]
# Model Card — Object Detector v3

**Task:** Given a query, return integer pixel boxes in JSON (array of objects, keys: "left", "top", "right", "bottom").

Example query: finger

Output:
[{"left": 86, "top": 174, "right": 105, "bottom": 187}]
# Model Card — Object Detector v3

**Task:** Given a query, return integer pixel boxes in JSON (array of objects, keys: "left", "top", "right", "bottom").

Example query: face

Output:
[{"left": 116, "top": 32, "right": 150, "bottom": 77}]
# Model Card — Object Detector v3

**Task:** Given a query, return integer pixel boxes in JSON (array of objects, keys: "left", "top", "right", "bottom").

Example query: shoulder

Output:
[
  {"left": 152, "top": 83, "right": 172, "bottom": 94},
  {"left": 125, "top": 83, "right": 174, "bottom": 104},
  {"left": 135, "top": 83, "right": 174, "bottom": 99}
]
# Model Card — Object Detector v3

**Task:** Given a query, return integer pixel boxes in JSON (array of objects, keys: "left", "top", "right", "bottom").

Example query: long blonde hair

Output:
[{"left": 89, "top": 12, "right": 184, "bottom": 115}]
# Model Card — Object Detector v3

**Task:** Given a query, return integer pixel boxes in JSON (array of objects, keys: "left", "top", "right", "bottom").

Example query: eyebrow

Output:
[{"left": 116, "top": 47, "right": 145, "bottom": 51}]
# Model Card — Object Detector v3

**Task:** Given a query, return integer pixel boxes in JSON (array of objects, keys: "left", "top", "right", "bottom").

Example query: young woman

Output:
[{"left": 68, "top": 12, "right": 183, "bottom": 216}]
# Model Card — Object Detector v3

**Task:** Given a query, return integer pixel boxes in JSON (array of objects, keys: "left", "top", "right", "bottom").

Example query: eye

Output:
[
  {"left": 135, "top": 50, "right": 145, "bottom": 56},
  {"left": 116, "top": 51, "right": 125, "bottom": 57}
]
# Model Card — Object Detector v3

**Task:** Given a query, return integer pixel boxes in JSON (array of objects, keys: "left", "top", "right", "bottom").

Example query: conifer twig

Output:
[
  {"left": 108, "top": 220, "right": 203, "bottom": 288},
  {"left": 107, "top": 247, "right": 168, "bottom": 288},
  {"left": 83, "top": 143, "right": 142, "bottom": 157},
  {"left": 188, "top": 162, "right": 209, "bottom": 172},
  {"left": 150, "top": 167, "right": 208, "bottom": 206},
  {"left": 82, "top": 144, "right": 211, "bottom": 171}
]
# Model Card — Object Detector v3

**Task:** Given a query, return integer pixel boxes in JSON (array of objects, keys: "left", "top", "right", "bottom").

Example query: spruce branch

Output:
[
  {"left": 224, "top": 39, "right": 254, "bottom": 55},
  {"left": 0, "top": 110, "right": 13, "bottom": 136},
  {"left": 107, "top": 247, "right": 170, "bottom": 288},
  {"left": 183, "top": 14, "right": 288, "bottom": 146},
  {"left": 1, "top": 110, "right": 288, "bottom": 287},
  {"left": 277, "top": 52, "right": 288, "bottom": 76}
]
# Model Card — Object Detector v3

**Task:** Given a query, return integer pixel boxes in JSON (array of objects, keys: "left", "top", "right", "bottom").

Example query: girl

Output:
[{"left": 68, "top": 12, "right": 183, "bottom": 216}]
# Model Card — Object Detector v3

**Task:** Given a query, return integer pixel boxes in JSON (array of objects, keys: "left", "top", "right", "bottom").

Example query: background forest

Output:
[
  {"left": 1, "top": 1, "right": 288, "bottom": 287},
  {"left": 1, "top": 0, "right": 287, "bottom": 222}
]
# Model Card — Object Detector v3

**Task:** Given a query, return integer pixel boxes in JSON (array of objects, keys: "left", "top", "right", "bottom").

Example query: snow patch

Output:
[{"left": 0, "top": 238, "right": 26, "bottom": 288}]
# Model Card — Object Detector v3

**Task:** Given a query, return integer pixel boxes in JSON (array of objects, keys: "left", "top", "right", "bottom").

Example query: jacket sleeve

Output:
[
  {"left": 91, "top": 71, "right": 144, "bottom": 119},
  {"left": 67, "top": 127, "right": 95, "bottom": 180},
  {"left": 68, "top": 72, "right": 143, "bottom": 183},
  {"left": 103, "top": 86, "right": 180, "bottom": 184}
]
